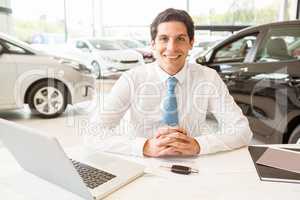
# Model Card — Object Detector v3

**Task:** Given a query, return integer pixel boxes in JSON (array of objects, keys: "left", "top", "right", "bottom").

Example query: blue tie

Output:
[{"left": 162, "top": 77, "right": 178, "bottom": 126}]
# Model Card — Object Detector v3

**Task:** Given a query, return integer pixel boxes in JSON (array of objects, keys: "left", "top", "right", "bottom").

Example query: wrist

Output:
[
  {"left": 143, "top": 139, "right": 151, "bottom": 157},
  {"left": 194, "top": 139, "right": 201, "bottom": 154}
]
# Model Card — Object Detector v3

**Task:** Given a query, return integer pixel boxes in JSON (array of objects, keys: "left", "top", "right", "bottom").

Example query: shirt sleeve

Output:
[
  {"left": 83, "top": 71, "right": 147, "bottom": 157},
  {"left": 195, "top": 70, "right": 253, "bottom": 155}
]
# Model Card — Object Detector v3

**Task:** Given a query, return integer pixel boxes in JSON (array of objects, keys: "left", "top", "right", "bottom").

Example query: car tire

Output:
[
  {"left": 288, "top": 125, "right": 300, "bottom": 144},
  {"left": 27, "top": 80, "right": 68, "bottom": 118},
  {"left": 92, "top": 61, "right": 101, "bottom": 79}
]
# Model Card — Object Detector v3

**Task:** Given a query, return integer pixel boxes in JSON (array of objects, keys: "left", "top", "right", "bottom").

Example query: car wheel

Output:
[
  {"left": 27, "top": 80, "right": 68, "bottom": 118},
  {"left": 92, "top": 61, "right": 101, "bottom": 79},
  {"left": 288, "top": 125, "right": 300, "bottom": 144}
]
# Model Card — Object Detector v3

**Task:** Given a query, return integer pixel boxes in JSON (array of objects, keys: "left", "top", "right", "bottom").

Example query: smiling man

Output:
[{"left": 85, "top": 8, "right": 252, "bottom": 157}]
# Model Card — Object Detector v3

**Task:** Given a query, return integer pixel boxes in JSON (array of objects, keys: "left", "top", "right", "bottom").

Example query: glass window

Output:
[
  {"left": 1, "top": 41, "right": 26, "bottom": 54},
  {"left": 213, "top": 34, "right": 257, "bottom": 63},
  {"left": 89, "top": 40, "right": 124, "bottom": 50},
  {"left": 189, "top": 0, "right": 299, "bottom": 26},
  {"left": 76, "top": 41, "right": 89, "bottom": 49},
  {"left": 117, "top": 40, "right": 145, "bottom": 49},
  {"left": 255, "top": 28, "right": 300, "bottom": 62}
]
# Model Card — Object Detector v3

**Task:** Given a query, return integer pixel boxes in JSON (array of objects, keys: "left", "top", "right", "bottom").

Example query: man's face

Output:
[{"left": 152, "top": 21, "right": 194, "bottom": 75}]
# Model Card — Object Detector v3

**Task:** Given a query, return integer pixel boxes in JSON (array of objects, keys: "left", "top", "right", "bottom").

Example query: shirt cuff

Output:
[
  {"left": 195, "top": 136, "right": 210, "bottom": 155},
  {"left": 130, "top": 137, "right": 148, "bottom": 157}
]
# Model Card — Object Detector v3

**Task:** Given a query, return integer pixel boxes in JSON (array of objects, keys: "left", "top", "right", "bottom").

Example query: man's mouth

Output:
[{"left": 164, "top": 55, "right": 181, "bottom": 59}]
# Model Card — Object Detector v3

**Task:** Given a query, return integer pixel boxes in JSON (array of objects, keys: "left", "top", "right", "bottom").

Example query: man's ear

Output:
[
  {"left": 151, "top": 40, "right": 155, "bottom": 49},
  {"left": 189, "top": 38, "right": 194, "bottom": 49}
]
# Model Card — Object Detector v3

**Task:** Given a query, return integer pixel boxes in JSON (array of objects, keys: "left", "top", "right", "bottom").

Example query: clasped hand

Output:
[{"left": 143, "top": 126, "right": 200, "bottom": 157}]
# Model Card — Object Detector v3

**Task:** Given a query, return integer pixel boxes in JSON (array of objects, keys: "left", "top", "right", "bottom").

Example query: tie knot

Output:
[{"left": 167, "top": 77, "right": 177, "bottom": 92}]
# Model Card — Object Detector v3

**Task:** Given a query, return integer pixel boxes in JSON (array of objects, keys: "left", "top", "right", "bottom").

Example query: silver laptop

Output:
[{"left": 0, "top": 119, "right": 145, "bottom": 200}]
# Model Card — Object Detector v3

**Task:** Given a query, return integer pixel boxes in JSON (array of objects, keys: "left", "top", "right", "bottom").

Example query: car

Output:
[
  {"left": 0, "top": 32, "right": 95, "bottom": 118},
  {"left": 116, "top": 38, "right": 155, "bottom": 63},
  {"left": 31, "top": 35, "right": 103, "bottom": 79},
  {"left": 193, "top": 20, "right": 300, "bottom": 144},
  {"left": 30, "top": 43, "right": 101, "bottom": 78},
  {"left": 189, "top": 35, "right": 225, "bottom": 61},
  {"left": 70, "top": 38, "right": 145, "bottom": 78}
]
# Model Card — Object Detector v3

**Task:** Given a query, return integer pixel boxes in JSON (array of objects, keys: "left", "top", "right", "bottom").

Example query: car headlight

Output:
[
  {"left": 107, "top": 67, "right": 118, "bottom": 72},
  {"left": 72, "top": 63, "right": 93, "bottom": 74},
  {"left": 58, "top": 58, "right": 93, "bottom": 74}
]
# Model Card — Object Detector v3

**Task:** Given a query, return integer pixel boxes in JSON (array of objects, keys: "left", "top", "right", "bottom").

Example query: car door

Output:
[
  {"left": 204, "top": 26, "right": 300, "bottom": 143},
  {"left": 0, "top": 40, "right": 18, "bottom": 108},
  {"left": 206, "top": 32, "right": 260, "bottom": 74},
  {"left": 203, "top": 32, "right": 275, "bottom": 140},
  {"left": 241, "top": 26, "right": 300, "bottom": 143},
  {"left": 204, "top": 32, "right": 262, "bottom": 104}
]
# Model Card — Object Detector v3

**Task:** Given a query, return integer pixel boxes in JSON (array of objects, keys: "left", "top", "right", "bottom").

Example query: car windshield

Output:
[
  {"left": 89, "top": 39, "right": 124, "bottom": 50},
  {"left": 0, "top": 33, "right": 38, "bottom": 53},
  {"left": 117, "top": 39, "right": 145, "bottom": 49}
]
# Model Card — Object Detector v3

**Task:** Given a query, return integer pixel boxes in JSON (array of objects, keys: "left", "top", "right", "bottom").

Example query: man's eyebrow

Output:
[
  {"left": 157, "top": 34, "right": 188, "bottom": 37},
  {"left": 177, "top": 34, "right": 188, "bottom": 37},
  {"left": 157, "top": 34, "right": 168, "bottom": 37}
]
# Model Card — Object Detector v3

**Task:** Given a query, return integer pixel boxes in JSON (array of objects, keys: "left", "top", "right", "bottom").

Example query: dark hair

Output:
[{"left": 150, "top": 8, "right": 194, "bottom": 41}]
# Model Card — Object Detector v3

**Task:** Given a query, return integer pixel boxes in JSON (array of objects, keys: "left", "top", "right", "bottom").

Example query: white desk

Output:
[{"left": 1, "top": 145, "right": 300, "bottom": 200}]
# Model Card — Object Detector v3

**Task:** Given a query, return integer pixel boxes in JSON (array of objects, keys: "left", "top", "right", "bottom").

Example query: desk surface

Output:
[{"left": 1, "top": 145, "right": 300, "bottom": 200}]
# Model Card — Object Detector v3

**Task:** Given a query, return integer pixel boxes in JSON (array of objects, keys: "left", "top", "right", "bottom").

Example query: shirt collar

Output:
[{"left": 155, "top": 61, "right": 188, "bottom": 85}]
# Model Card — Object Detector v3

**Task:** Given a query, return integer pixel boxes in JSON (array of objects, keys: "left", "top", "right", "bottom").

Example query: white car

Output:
[
  {"left": 0, "top": 32, "right": 95, "bottom": 118},
  {"left": 116, "top": 38, "right": 155, "bottom": 64},
  {"left": 70, "top": 38, "right": 144, "bottom": 78},
  {"left": 30, "top": 44, "right": 100, "bottom": 78}
]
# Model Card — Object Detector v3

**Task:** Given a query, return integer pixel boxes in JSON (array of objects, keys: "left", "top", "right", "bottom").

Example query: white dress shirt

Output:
[{"left": 84, "top": 61, "right": 253, "bottom": 157}]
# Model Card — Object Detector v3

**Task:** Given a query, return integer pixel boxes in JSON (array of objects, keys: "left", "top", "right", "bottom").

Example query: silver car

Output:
[
  {"left": 0, "top": 33, "right": 95, "bottom": 118},
  {"left": 71, "top": 38, "right": 144, "bottom": 78}
]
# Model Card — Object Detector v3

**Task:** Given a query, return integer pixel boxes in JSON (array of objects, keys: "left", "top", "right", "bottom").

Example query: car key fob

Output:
[{"left": 171, "top": 165, "right": 192, "bottom": 174}]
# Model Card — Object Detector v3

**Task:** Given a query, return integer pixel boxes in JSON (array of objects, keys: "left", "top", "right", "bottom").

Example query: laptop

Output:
[
  {"left": 0, "top": 119, "right": 145, "bottom": 200},
  {"left": 248, "top": 145, "right": 300, "bottom": 184}
]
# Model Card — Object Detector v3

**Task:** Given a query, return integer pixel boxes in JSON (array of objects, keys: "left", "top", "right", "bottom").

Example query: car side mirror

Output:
[{"left": 196, "top": 56, "right": 207, "bottom": 64}]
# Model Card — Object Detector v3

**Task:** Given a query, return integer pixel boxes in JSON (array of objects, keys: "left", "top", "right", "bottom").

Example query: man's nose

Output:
[{"left": 166, "top": 40, "right": 177, "bottom": 51}]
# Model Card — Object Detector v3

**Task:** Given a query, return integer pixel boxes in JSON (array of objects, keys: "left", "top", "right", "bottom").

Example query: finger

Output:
[
  {"left": 166, "top": 126, "right": 187, "bottom": 134},
  {"left": 167, "top": 141, "right": 190, "bottom": 150},
  {"left": 173, "top": 127, "right": 187, "bottom": 135},
  {"left": 165, "top": 132, "right": 193, "bottom": 143},
  {"left": 168, "top": 140, "right": 200, "bottom": 156},
  {"left": 173, "top": 148, "right": 194, "bottom": 156},
  {"left": 158, "top": 126, "right": 186, "bottom": 133},
  {"left": 157, "top": 147, "right": 182, "bottom": 156},
  {"left": 156, "top": 137, "right": 177, "bottom": 147},
  {"left": 155, "top": 127, "right": 178, "bottom": 138},
  {"left": 156, "top": 127, "right": 187, "bottom": 138},
  {"left": 166, "top": 144, "right": 196, "bottom": 156}
]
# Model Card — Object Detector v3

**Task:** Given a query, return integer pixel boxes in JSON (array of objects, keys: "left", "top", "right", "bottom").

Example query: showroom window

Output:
[
  {"left": 255, "top": 28, "right": 300, "bottom": 62},
  {"left": 212, "top": 34, "right": 257, "bottom": 63},
  {"left": 189, "top": 0, "right": 299, "bottom": 26}
]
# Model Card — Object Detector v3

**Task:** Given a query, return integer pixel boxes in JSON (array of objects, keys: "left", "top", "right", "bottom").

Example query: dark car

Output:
[{"left": 194, "top": 20, "right": 300, "bottom": 144}]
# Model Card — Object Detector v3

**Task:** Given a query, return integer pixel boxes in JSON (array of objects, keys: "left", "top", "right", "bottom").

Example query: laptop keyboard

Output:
[{"left": 71, "top": 159, "right": 116, "bottom": 189}]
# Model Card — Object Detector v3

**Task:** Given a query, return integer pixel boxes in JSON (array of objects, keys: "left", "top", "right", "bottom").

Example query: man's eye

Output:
[
  {"left": 159, "top": 37, "right": 168, "bottom": 42},
  {"left": 177, "top": 37, "right": 186, "bottom": 42}
]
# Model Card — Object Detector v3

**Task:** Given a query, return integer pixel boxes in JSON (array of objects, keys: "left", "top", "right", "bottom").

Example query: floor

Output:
[{"left": 0, "top": 79, "right": 263, "bottom": 149}]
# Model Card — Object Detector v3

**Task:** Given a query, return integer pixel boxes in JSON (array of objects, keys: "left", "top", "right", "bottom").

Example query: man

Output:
[{"left": 85, "top": 8, "right": 252, "bottom": 157}]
